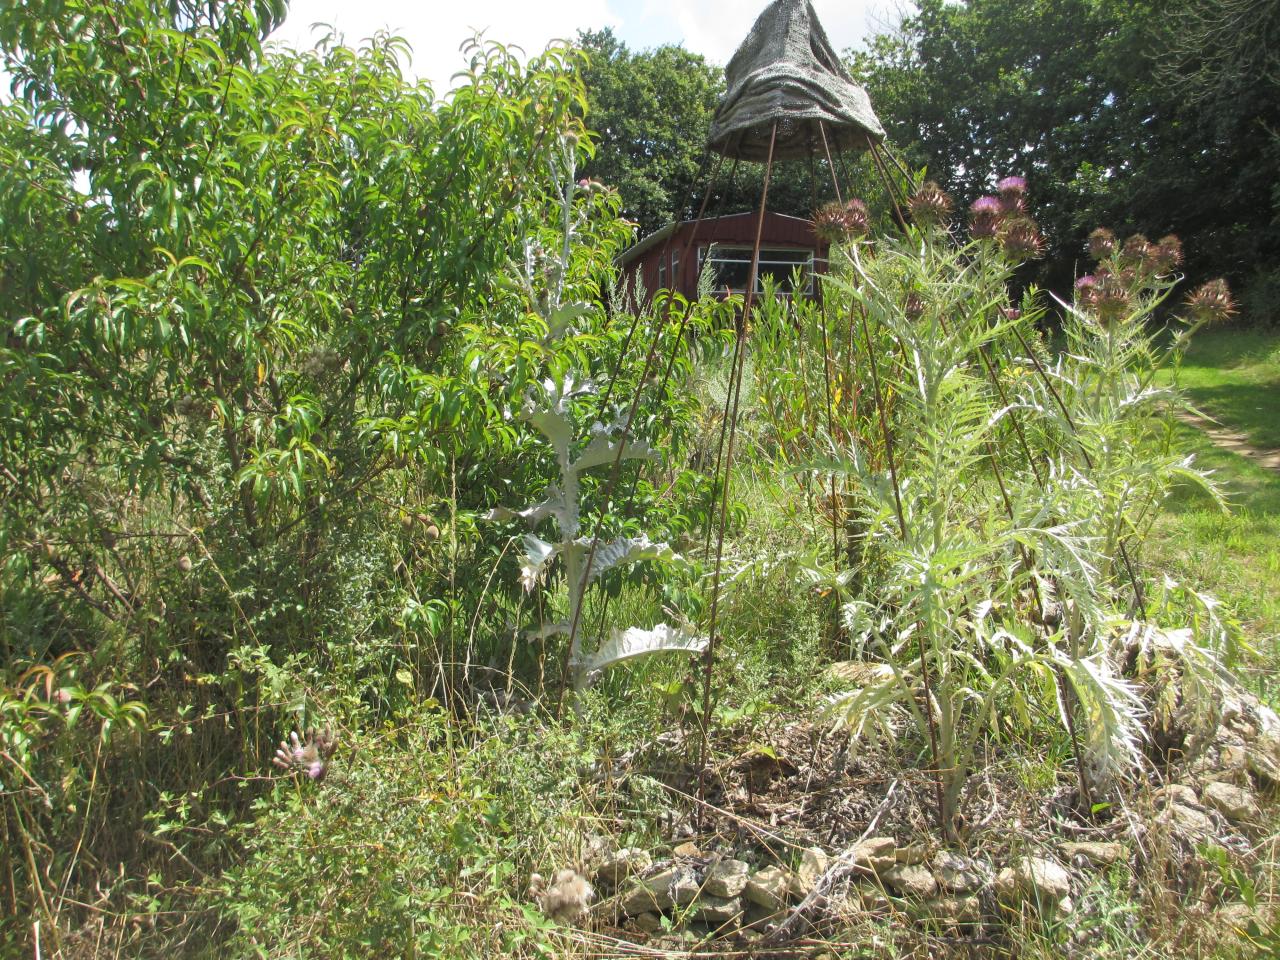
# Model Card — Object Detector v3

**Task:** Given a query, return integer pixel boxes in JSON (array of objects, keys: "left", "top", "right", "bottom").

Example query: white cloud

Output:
[{"left": 271, "top": 0, "right": 620, "bottom": 93}]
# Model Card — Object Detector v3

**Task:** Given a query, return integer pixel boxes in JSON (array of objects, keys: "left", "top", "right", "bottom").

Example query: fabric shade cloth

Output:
[{"left": 708, "top": 0, "right": 886, "bottom": 162}]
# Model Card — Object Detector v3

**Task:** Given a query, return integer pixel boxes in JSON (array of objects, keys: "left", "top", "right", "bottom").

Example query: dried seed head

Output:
[
  {"left": 1000, "top": 218, "right": 1045, "bottom": 261},
  {"left": 1087, "top": 227, "right": 1116, "bottom": 260},
  {"left": 1185, "top": 278, "right": 1236, "bottom": 325},
  {"left": 177, "top": 555, "right": 193, "bottom": 573},
  {"left": 908, "top": 181, "right": 953, "bottom": 226},
  {"left": 534, "top": 869, "right": 594, "bottom": 924},
  {"left": 904, "top": 291, "right": 925, "bottom": 320}
]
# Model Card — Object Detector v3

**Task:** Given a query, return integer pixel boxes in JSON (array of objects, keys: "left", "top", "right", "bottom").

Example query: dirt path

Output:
[{"left": 1178, "top": 411, "right": 1280, "bottom": 472}]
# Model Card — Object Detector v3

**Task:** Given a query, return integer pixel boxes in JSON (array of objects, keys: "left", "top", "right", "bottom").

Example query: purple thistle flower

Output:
[
  {"left": 1075, "top": 274, "right": 1097, "bottom": 290},
  {"left": 971, "top": 196, "right": 1003, "bottom": 216},
  {"left": 997, "top": 176, "right": 1028, "bottom": 196}
]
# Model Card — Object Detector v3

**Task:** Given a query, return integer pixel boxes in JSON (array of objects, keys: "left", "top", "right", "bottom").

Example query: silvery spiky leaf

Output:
[
  {"left": 1060, "top": 653, "right": 1146, "bottom": 786},
  {"left": 487, "top": 485, "right": 574, "bottom": 531},
  {"left": 520, "top": 534, "right": 559, "bottom": 591},
  {"left": 578, "top": 623, "right": 707, "bottom": 681},
  {"left": 580, "top": 535, "right": 681, "bottom": 585},
  {"left": 524, "top": 621, "right": 571, "bottom": 643},
  {"left": 570, "top": 430, "right": 659, "bottom": 475},
  {"left": 822, "top": 669, "right": 906, "bottom": 745}
]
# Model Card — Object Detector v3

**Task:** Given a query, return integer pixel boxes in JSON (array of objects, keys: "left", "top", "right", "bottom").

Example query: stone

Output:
[
  {"left": 933, "top": 852, "right": 984, "bottom": 894},
  {"left": 882, "top": 863, "right": 938, "bottom": 899},
  {"left": 896, "top": 843, "right": 930, "bottom": 865},
  {"left": 1202, "top": 781, "right": 1260, "bottom": 823},
  {"left": 672, "top": 871, "right": 701, "bottom": 906},
  {"left": 1057, "top": 841, "right": 1125, "bottom": 868},
  {"left": 852, "top": 837, "right": 897, "bottom": 876},
  {"left": 1155, "top": 783, "right": 1199, "bottom": 807},
  {"left": 673, "top": 841, "right": 703, "bottom": 858},
  {"left": 995, "top": 857, "right": 1072, "bottom": 917},
  {"left": 693, "top": 895, "right": 743, "bottom": 927},
  {"left": 594, "top": 847, "right": 653, "bottom": 887},
  {"left": 621, "top": 867, "right": 692, "bottom": 915},
  {"left": 745, "top": 865, "right": 792, "bottom": 911},
  {"left": 1160, "top": 802, "right": 1215, "bottom": 838},
  {"left": 791, "top": 847, "right": 829, "bottom": 898},
  {"left": 631, "top": 912, "right": 664, "bottom": 935},
  {"left": 704, "top": 859, "right": 750, "bottom": 898},
  {"left": 924, "top": 895, "right": 983, "bottom": 926}
]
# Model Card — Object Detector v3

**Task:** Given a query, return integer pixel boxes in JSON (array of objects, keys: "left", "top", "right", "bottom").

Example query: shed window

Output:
[{"left": 700, "top": 245, "right": 813, "bottom": 295}]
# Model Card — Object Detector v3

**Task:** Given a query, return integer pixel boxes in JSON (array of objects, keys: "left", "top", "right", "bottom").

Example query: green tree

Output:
[
  {"left": 850, "top": 0, "right": 1280, "bottom": 295},
  {"left": 0, "top": 0, "right": 630, "bottom": 941}
]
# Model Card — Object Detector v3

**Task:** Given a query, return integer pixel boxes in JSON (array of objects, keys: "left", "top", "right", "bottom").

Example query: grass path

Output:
[{"left": 1149, "top": 325, "right": 1280, "bottom": 688}]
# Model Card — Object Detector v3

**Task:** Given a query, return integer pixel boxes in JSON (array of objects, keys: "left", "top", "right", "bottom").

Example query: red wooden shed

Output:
[{"left": 618, "top": 211, "right": 829, "bottom": 304}]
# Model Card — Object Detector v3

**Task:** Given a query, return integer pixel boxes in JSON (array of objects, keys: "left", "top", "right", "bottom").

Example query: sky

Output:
[{"left": 269, "top": 0, "right": 905, "bottom": 93}]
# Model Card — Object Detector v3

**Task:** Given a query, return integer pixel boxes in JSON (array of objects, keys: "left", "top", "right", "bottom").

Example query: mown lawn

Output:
[
  {"left": 1175, "top": 325, "right": 1280, "bottom": 448},
  {"left": 1150, "top": 325, "right": 1280, "bottom": 687}
]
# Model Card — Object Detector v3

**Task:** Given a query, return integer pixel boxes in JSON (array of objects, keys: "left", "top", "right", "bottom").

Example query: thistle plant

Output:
[{"left": 805, "top": 179, "right": 1235, "bottom": 833}]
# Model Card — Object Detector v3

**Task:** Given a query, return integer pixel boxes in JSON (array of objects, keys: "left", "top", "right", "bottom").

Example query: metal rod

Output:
[{"left": 698, "top": 122, "right": 778, "bottom": 816}]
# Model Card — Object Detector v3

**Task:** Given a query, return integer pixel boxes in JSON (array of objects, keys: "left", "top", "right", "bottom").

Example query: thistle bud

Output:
[
  {"left": 1000, "top": 219, "right": 1045, "bottom": 262},
  {"left": 1086, "top": 227, "right": 1115, "bottom": 260},
  {"left": 907, "top": 181, "right": 953, "bottom": 226},
  {"left": 1120, "top": 233, "right": 1151, "bottom": 265},
  {"left": 1184, "top": 278, "right": 1236, "bottom": 325},
  {"left": 996, "top": 176, "right": 1028, "bottom": 215},
  {"left": 1150, "top": 234, "right": 1183, "bottom": 274},
  {"left": 904, "top": 291, "right": 925, "bottom": 321},
  {"left": 814, "top": 198, "right": 869, "bottom": 243}
]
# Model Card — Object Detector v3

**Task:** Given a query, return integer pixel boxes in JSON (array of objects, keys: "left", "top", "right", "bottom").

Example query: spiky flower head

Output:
[
  {"left": 814, "top": 198, "right": 870, "bottom": 244},
  {"left": 273, "top": 728, "right": 338, "bottom": 781},
  {"left": 904, "top": 291, "right": 925, "bottom": 320},
  {"left": 908, "top": 181, "right": 954, "bottom": 226},
  {"left": 1000, "top": 218, "right": 1045, "bottom": 261},
  {"left": 1185, "top": 278, "right": 1236, "bottom": 325},
  {"left": 1075, "top": 273, "right": 1130, "bottom": 322},
  {"left": 1087, "top": 227, "right": 1116, "bottom": 260},
  {"left": 969, "top": 195, "right": 1003, "bottom": 239},
  {"left": 1150, "top": 234, "right": 1184, "bottom": 274},
  {"left": 1000, "top": 306, "right": 1022, "bottom": 321},
  {"left": 1120, "top": 233, "right": 1151, "bottom": 265},
  {"left": 997, "top": 175, "right": 1028, "bottom": 198},
  {"left": 996, "top": 176, "right": 1029, "bottom": 215}
]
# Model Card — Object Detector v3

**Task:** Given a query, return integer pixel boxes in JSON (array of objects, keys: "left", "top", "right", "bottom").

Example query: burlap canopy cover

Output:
[{"left": 708, "top": 0, "right": 885, "bottom": 162}]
